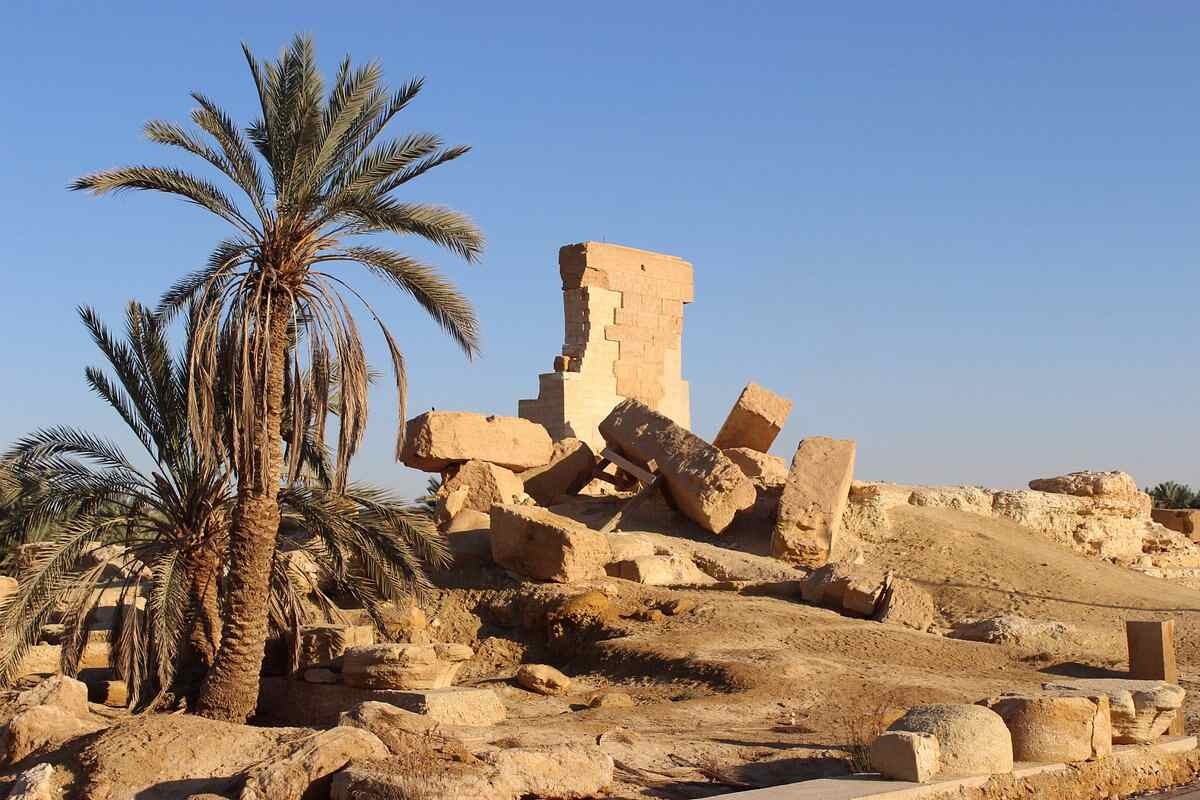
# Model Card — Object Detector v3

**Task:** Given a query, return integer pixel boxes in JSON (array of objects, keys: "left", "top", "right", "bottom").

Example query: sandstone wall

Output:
[{"left": 519, "top": 242, "right": 693, "bottom": 451}]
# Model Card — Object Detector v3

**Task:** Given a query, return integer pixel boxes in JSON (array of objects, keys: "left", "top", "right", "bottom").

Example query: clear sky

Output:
[{"left": 2, "top": 1, "right": 1197, "bottom": 499}]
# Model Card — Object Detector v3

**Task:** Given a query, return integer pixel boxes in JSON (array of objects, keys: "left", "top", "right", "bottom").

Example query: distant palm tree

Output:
[
  {"left": 0, "top": 304, "right": 448, "bottom": 707},
  {"left": 1148, "top": 481, "right": 1197, "bottom": 510},
  {"left": 71, "top": 36, "right": 481, "bottom": 720}
]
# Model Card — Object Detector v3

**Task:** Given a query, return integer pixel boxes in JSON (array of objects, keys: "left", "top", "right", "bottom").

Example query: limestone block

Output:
[
  {"left": 338, "top": 701, "right": 446, "bottom": 754},
  {"left": 490, "top": 505, "right": 612, "bottom": 583},
  {"left": 483, "top": 744, "right": 615, "bottom": 799},
  {"left": 870, "top": 731, "right": 940, "bottom": 782},
  {"left": 888, "top": 704, "right": 1013, "bottom": 776},
  {"left": 341, "top": 643, "right": 472, "bottom": 690},
  {"left": 0, "top": 704, "right": 105, "bottom": 764},
  {"left": 873, "top": 579, "right": 935, "bottom": 632},
  {"left": 516, "top": 664, "right": 572, "bottom": 696},
  {"left": 17, "top": 675, "right": 89, "bottom": 717},
  {"left": 712, "top": 383, "right": 793, "bottom": 452},
  {"left": 240, "top": 726, "right": 388, "bottom": 800},
  {"left": 1127, "top": 619, "right": 1178, "bottom": 682},
  {"left": 298, "top": 624, "right": 376, "bottom": 669},
  {"left": 436, "top": 460, "right": 525, "bottom": 522},
  {"left": 980, "top": 693, "right": 1111, "bottom": 763},
  {"left": 1042, "top": 678, "right": 1185, "bottom": 744},
  {"left": 598, "top": 400, "right": 756, "bottom": 534},
  {"left": 400, "top": 411, "right": 553, "bottom": 472},
  {"left": 521, "top": 438, "right": 597, "bottom": 505},
  {"left": 606, "top": 555, "right": 715, "bottom": 586},
  {"left": 772, "top": 437, "right": 856, "bottom": 567},
  {"left": 722, "top": 447, "right": 789, "bottom": 488},
  {"left": 387, "top": 687, "right": 508, "bottom": 726}
]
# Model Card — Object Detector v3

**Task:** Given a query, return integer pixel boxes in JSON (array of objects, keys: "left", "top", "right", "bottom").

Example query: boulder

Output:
[
  {"left": 980, "top": 693, "right": 1111, "bottom": 763},
  {"left": 6, "top": 763, "right": 55, "bottom": 800},
  {"left": 400, "top": 411, "right": 553, "bottom": 472},
  {"left": 1042, "top": 678, "right": 1185, "bottom": 744},
  {"left": 606, "top": 555, "right": 715, "bottom": 586},
  {"left": 0, "top": 704, "right": 104, "bottom": 764},
  {"left": 490, "top": 505, "right": 611, "bottom": 583},
  {"left": 799, "top": 562, "right": 857, "bottom": 607},
  {"left": 239, "top": 726, "right": 388, "bottom": 800},
  {"left": 722, "top": 447, "right": 789, "bottom": 488},
  {"left": 888, "top": 704, "right": 1013, "bottom": 776},
  {"left": 870, "top": 731, "right": 940, "bottom": 782},
  {"left": 444, "top": 510, "right": 494, "bottom": 563},
  {"left": 341, "top": 643, "right": 472, "bottom": 690},
  {"left": 516, "top": 664, "right": 571, "bottom": 696},
  {"left": 17, "top": 675, "right": 89, "bottom": 717},
  {"left": 772, "top": 437, "right": 856, "bottom": 567},
  {"left": 1028, "top": 470, "right": 1150, "bottom": 512},
  {"left": 298, "top": 624, "right": 375, "bottom": 668},
  {"left": 598, "top": 400, "right": 756, "bottom": 534},
  {"left": 874, "top": 579, "right": 935, "bottom": 632},
  {"left": 841, "top": 572, "right": 886, "bottom": 617},
  {"left": 521, "top": 438, "right": 597, "bottom": 505},
  {"left": 712, "top": 383, "right": 793, "bottom": 452},
  {"left": 386, "top": 687, "right": 507, "bottom": 726},
  {"left": 437, "top": 460, "right": 526, "bottom": 522}
]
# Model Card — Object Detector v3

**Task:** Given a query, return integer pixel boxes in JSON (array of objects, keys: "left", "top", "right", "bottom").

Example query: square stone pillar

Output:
[{"left": 1126, "top": 619, "right": 1183, "bottom": 735}]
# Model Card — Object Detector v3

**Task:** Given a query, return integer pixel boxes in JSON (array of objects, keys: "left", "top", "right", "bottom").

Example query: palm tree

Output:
[
  {"left": 0, "top": 303, "right": 449, "bottom": 707},
  {"left": 1148, "top": 481, "right": 1196, "bottom": 510},
  {"left": 71, "top": 36, "right": 482, "bottom": 720}
]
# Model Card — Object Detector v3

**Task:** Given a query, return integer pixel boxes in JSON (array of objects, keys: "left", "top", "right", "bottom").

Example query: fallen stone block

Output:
[
  {"left": 437, "top": 460, "right": 526, "bottom": 522},
  {"left": 712, "top": 382, "right": 793, "bottom": 452},
  {"left": 772, "top": 436, "right": 856, "bottom": 567},
  {"left": 874, "top": 579, "right": 935, "bottom": 632},
  {"left": 400, "top": 411, "right": 553, "bottom": 472},
  {"left": 888, "top": 704, "right": 1013, "bottom": 776},
  {"left": 298, "top": 624, "right": 375, "bottom": 669},
  {"left": 341, "top": 643, "right": 472, "bottom": 690},
  {"left": 799, "top": 562, "right": 856, "bottom": 607},
  {"left": 1042, "top": 678, "right": 1184, "bottom": 744},
  {"left": 980, "top": 693, "right": 1111, "bottom": 763},
  {"left": 521, "top": 438, "right": 597, "bottom": 505},
  {"left": 490, "top": 505, "right": 611, "bottom": 583},
  {"left": 722, "top": 447, "right": 789, "bottom": 488},
  {"left": 870, "top": 730, "right": 940, "bottom": 782},
  {"left": 239, "top": 726, "right": 388, "bottom": 800},
  {"left": 606, "top": 555, "right": 715, "bottom": 586},
  {"left": 598, "top": 399, "right": 756, "bottom": 534},
  {"left": 516, "top": 664, "right": 571, "bottom": 696},
  {"left": 86, "top": 678, "right": 129, "bottom": 708},
  {"left": 387, "top": 687, "right": 508, "bottom": 726},
  {"left": 841, "top": 572, "right": 886, "bottom": 617}
]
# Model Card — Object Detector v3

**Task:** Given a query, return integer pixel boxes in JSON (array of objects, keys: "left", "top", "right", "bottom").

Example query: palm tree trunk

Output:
[{"left": 194, "top": 308, "right": 289, "bottom": 722}]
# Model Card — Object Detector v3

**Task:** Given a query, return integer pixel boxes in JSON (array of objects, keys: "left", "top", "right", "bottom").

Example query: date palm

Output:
[{"left": 71, "top": 35, "right": 481, "bottom": 720}]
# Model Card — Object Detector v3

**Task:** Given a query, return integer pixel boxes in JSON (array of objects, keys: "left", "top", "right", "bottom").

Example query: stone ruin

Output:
[{"left": 519, "top": 241, "right": 693, "bottom": 451}]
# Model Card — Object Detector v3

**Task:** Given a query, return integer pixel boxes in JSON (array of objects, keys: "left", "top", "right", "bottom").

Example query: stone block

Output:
[
  {"left": 400, "top": 411, "right": 553, "bottom": 472},
  {"left": 490, "top": 505, "right": 611, "bottom": 582},
  {"left": 888, "top": 704, "right": 1013, "bottom": 776},
  {"left": 436, "top": 460, "right": 525, "bottom": 522},
  {"left": 722, "top": 447, "right": 788, "bottom": 488},
  {"left": 521, "top": 438, "right": 596, "bottom": 505},
  {"left": 980, "top": 693, "right": 1111, "bottom": 763},
  {"left": 516, "top": 664, "right": 571, "bottom": 696},
  {"left": 598, "top": 400, "right": 756, "bottom": 534},
  {"left": 298, "top": 624, "right": 376, "bottom": 669},
  {"left": 1127, "top": 619, "right": 1178, "bottom": 682},
  {"left": 712, "top": 383, "right": 793, "bottom": 452},
  {"left": 771, "top": 436, "right": 856, "bottom": 567},
  {"left": 387, "top": 687, "right": 507, "bottom": 726},
  {"left": 341, "top": 643, "right": 472, "bottom": 690},
  {"left": 870, "top": 731, "right": 940, "bottom": 782},
  {"left": 873, "top": 579, "right": 936, "bottom": 632},
  {"left": 444, "top": 510, "right": 493, "bottom": 563},
  {"left": 606, "top": 555, "right": 715, "bottom": 586},
  {"left": 1042, "top": 678, "right": 1185, "bottom": 744}
]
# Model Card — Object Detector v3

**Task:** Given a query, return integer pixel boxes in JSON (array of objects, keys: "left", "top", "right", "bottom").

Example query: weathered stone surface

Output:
[
  {"left": 484, "top": 744, "right": 615, "bottom": 799},
  {"left": 951, "top": 615, "right": 1079, "bottom": 651},
  {"left": 7, "top": 763, "right": 55, "bottom": 800},
  {"left": 490, "top": 505, "right": 611, "bottom": 582},
  {"left": 444, "top": 510, "right": 493, "bottom": 563},
  {"left": 386, "top": 687, "right": 507, "bottom": 726},
  {"left": 516, "top": 664, "right": 571, "bottom": 696},
  {"left": 298, "top": 624, "right": 375, "bottom": 668},
  {"left": 607, "top": 555, "right": 715, "bottom": 586},
  {"left": 605, "top": 533, "right": 657, "bottom": 563},
  {"left": 1042, "top": 678, "right": 1185, "bottom": 744},
  {"left": 239, "top": 726, "right": 388, "bottom": 800},
  {"left": 303, "top": 668, "right": 338, "bottom": 685},
  {"left": 0, "top": 705, "right": 104, "bottom": 764},
  {"left": 772, "top": 437, "right": 856, "bottom": 567},
  {"left": 874, "top": 579, "right": 936, "bottom": 632},
  {"left": 841, "top": 572, "right": 886, "bottom": 617},
  {"left": 1127, "top": 619, "right": 1178, "bottom": 683},
  {"left": 722, "top": 447, "right": 789, "bottom": 488},
  {"left": 1029, "top": 470, "right": 1150, "bottom": 511},
  {"left": 338, "top": 701, "right": 447, "bottom": 754},
  {"left": 437, "top": 460, "right": 526, "bottom": 522},
  {"left": 1152, "top": 508, "right": 1200, "bottom": 538},
  {"left": 870, "top": 731, "right": 940, "bottom": 782},
  {"left": 712, "top": 383, "right": 793, "bottom": 452},
  {"left": 86, "top": 678, "right": 129, "bottom": 708},
  {"left": 341, "top": 643, "right": 472, "bottom": 690},
  {"left": 400, "top": 411, "right": 553, "bottom": 472},
  {"left": 888, "top": 704, "right": 1013, "bottom": 776},
  {"left": 17, "top": 675, "right": 89, "bottom": 717},
  {"left": 588, "top": 691, "right": 635, "bottom": 709},
  {"left": 598, "top": 400, "right": 756, "bottom": 534},
  {"left": 799, "top": 562, "right": 856, "bottom": 607},
  {"left": 521, "top": 438, "right": 597, "bottom": 505},
  {"left": 980, "top": 694, "right": 1111, "bottom": 763}
]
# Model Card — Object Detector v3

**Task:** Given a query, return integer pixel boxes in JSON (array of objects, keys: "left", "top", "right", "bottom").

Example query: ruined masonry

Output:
[{"left": 519, "top": 242, "right": 693, "bottom": 451}]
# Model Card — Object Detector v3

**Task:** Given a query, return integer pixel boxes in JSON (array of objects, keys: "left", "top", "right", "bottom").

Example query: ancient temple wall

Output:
[{"left": 519, "top": 242, "right": 693, "bottom": 450}]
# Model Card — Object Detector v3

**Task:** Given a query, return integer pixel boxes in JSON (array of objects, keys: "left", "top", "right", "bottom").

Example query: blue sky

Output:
[{"left": 2, "top": 1, "right": 1197, "bottom": 498}]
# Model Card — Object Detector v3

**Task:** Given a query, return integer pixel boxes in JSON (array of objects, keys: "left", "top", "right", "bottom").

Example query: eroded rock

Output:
[{"left": 888, "top": 704, "right": 1013, "bottom": 776}]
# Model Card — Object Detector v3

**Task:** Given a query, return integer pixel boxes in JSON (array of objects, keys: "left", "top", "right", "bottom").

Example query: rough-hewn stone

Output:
[
  {"left": 17, "top": 675, "right": 89, "bottom": 717},
  {"left": 341, "top": 643, "right": 472, "bottom": 690},
  {"left": 772, "top": 437, "right": 856, "bottom": 567},
  {"left": 400, "top": 411, "right": 553, "bottom": 472},
  {"left": 6, "top": 763, "right": 55, "bottom": 800},
  {"left": 870, "top": 731, "right": 940, "bottom": 782},
  {"left": 484, "top": 744, "right": 615, "bottom": 799},
  {"left": 436, "top": 460, "right": 526, "bottom": 521},
  {"left": 598, "top": 400, "right": 756, "bottom": 534},
  {"left": 874, "top": 579, "right": 936, "bottom": 632},
  {"left": 712, "top": 383, "right": 793, "bottom": 452},
  {"left": 607, "top": 555, "right": 715, "bottom": 586},
  {"left": 521, "top": 438, "right": 596, "bottom": 505},
  {"left": 490, "top": 505, "right": 611, "bottom": 582},
  {"left": 1, "top": 705, "right": 105, "bottom": 764},
  {"left": 298, "top": 624, "right": 375, "bottom": 668},
  {"left": 888, "top": 704, "right": 1013, "bottom": 776},
  {"left": 338, "top": 701, "right": 444, "bottom": 754},
  {"left": 386, "top": 687, "right": 507, "bottom": 726},
  {"left": 444, "top": 510, "right": 493, "bottom": 563},
  {"left": 1028, "top": 470, "right": 1150, "bottom": 512},
  {"left": 980, "top": 693, "right": 1112, "bottom": 762}
]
